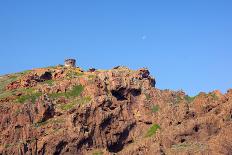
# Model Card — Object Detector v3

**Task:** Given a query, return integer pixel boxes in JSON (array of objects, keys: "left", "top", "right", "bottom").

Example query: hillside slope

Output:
[{"left": 0, "top": 66, "right": 232, "bottom": 155}]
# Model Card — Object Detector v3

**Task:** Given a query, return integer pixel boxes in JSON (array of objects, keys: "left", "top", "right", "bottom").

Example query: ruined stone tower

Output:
[{"left": 64, "top": 59, "right": 76, "bottom": 67}]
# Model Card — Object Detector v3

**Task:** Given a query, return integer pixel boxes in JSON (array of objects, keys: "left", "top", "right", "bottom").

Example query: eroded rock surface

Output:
[{"left": 0, "top": 66, "right": 232, "bottom": 155}]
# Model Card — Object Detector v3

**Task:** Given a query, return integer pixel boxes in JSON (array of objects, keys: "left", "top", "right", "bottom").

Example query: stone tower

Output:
[{"left": 64, "top": 59, "right": 76, "bottom": 67}]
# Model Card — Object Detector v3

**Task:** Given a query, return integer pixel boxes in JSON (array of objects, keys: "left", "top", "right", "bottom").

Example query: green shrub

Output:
[
  {"left": 171, "top": 142, "right": 206, "bottom": 151},
  {"left": 88, "top": 75, "right": 96, "bottom": 79},
  {"left": 0, "top": 75, "right": 18, "bottom": 93},
  {"left": 92, "top": 151, "right": 103, "bottom": 155},
  {"left": 145, "top": 93, "right": 151, "bottom": 100},
  {"left": 60, "top": 96, "right": 91, "bottom": 111},
  {"left": 4, "top": 143, "right": 13, "bottom": 148},
  {"left": 42, "top": 79, "right": 54, "bottom": 86},
  {"left": 0, "top": 71, "right": 32, "bottom": 94},
  {"left": 66, "top": 85, "right": 84, "bottom": 97},
  {"left": 34, "top": 120, "right": 48, "bottom": 128},
  {"left": 210, "top": 93, "right": 218, "bottom": 100},
  {"left": 49, "top": 85, "right": 84, "bottom": 99},
  {"left": 79, "top": 96, "right": 92, "bottom": 105},
  {"left": 0, "top": 90, "right": 14, "bottom": 99},
  {"left": 0, "top": 87, "right": 35, "bottom": 100},
  {"left": 14, "top": 109, "right": 22, "bottom": 116},
  {"left": 145, "top": 124, "right": 160, "bottom": 138},
  {"left": 184, "top": 95, "right": 196, "bottom": 103},
  {"left": 34, "top": 118, "right": 64, "bottom": 128},
  {"left": 51, "top": 118, "right": 65, "bottom": 124},
  {"left": 47, "top": 66, "right": 57, "bottom": 69},
  {"left": 151, "top": 105, "right": 159, "bottom": 113},
  {"left": 172, "top": 95, "right": 183, "bottom": 105},
  {"left": 66, "top": 71, "right": 84, "bottom": 78},
  {"left": 49, "top": 92, "right": 65, "bottom": 98},
  {"left": 18, "top": 70, "right": 31, "bottom": 75},
  {"left": 17, "top": 91, "right": 42, "bottom": 104},
  {"left": 60, "top": 102, "right": 76, "bottom": 111}
]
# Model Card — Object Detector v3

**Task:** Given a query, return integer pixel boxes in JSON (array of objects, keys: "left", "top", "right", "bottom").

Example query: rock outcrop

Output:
[{"left": 0, "top": 66, "right": 232, "bottom": 155}]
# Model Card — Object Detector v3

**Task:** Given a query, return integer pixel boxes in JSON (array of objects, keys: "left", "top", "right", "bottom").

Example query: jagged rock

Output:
[
  {"left": 34, "top": 95, "right": 55, "bottom": 123},
  {"left": 0, "top": 66, "right": 232, "bottom": 155}
]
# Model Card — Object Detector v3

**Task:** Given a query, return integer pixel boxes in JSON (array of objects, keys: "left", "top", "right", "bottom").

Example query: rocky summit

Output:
[{"left": 0, "top": 65, "right": 232, "bottom": 155}]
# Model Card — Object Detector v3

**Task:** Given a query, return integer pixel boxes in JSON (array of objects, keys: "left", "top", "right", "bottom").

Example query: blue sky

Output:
[{"left": 0, "top": 0, "right": 232, "bottom": 95}]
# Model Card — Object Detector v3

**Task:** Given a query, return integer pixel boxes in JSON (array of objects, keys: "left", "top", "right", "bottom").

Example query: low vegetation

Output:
[
  {"left": 42, "top": 79, "right": 54, "bottom": 86},
  {"left": 173, "top": 96, "right": 182, "bottom": 104},
  {"left": 66, "top": 85, "right": 84, "bottom": 97},
  {"left": 145, "top": 124, "right": 160, "bottom": 138},
  {"left": 0, "top": 75, "right": 18, "bottom": 94},
  {"left": 4, "top": 143, "right": 14, "bottom": 148},
  {"left": 34, "top": 120, "right": 48, "bottom": 128},
  {"left": 17, "top": 92, "right": 42, "bottom": 104},
  {"left": 4, "top": 136, "right": 36, "bottom": 149},
  {"left": 34, "top": 118, "right": 65, "bottom": 128},
  {"left": 0, "top": 71, "right": 32, "bottom": 100},
  {"left": 60, "top": 96, "right": 91, "bottom": 111},
  {"left": 60, "top": 102, "right": 76, "bottom": 111},
  {"left": 145, "top": 93, "right": 151, "bottom": 100},
  {"left": 209, "top": 93, "right": 218, "bottom": 100},
  {"left": 66, "top": 70, "right": 84, "bottom": 78},
  {"left": 47, "top": 66, "right": 58, "bottom": 69},
  {"left": 17, "top": 88, "right": 42, "bottom": 104},
  {"left": 0, "top": 86, "right": 42, "bottom": 103},
  {"left": 14, "top": 109, "right": 22, "bottom": 116},
  {"left": 79, "top": 96, "right": 92, "bottom": 105},
  {"left": 151, "top": 105, "right": 159, "bottom": 113},
  {"left": 0, "top": 90, "right": 15, "bottom": 99},
  {"left": 18, "top": 70, "right": 31, "bottom": 75},
  {"left": 88, "top": 74, "right": 97, "bottom": 79},
  {"left": 49, "top": 85, "right": 84, "bottom": 99},
  {"left": 92, "top": 150, "right": 103, "bottom": 155},
  {"left": 184, "top": 95, "right": 196, "bottom": 103},
  {"left": 171, "top": 142, "right": 206, "bottom": 152}
]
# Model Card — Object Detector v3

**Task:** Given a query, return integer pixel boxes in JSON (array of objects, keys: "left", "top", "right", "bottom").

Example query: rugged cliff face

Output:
[{"left": 0, "top": 66, "right": 232, "bottom": 155}]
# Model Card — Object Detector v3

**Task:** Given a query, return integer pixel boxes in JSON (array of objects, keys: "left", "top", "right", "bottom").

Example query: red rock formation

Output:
[{"left": 0, "top": 66, "right": 232, "bottom": 155}]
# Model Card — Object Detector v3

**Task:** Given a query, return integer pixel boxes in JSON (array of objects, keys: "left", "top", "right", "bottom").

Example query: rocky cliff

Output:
[{"left": 0, "top": 66, "right": 232, "bottom": 155}]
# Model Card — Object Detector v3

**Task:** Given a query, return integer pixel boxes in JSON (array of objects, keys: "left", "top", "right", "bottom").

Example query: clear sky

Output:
[{"left": 0, "top": 0, "right": 232, "bottom": 95}]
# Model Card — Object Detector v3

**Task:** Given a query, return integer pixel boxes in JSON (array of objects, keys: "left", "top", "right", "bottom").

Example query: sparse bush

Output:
[
  {"left": 42, "top": 79, "right": 54, "bottom": 86},
  {"left": 210, "top": 93, "right": 218, "bottom": 100},
  {"left": 51, "top": 118, "right": 65, "bottom": 124},
  {"left": 92, "top": 151, "right": 103, "bottom": 155},
  {"left": 14, "top": 109, "right": 22, "bottom": 116},
  {"left": 66, "top": 71, "right": 84, "bottom": 78},
  {"left": 34, "top": 120, "right": 48, "bottom": 128},
  {"left": 173, "top": 96, "right": 182, "bottom": 104},
  {"left": 145, "top": 124, "right": 160, "bottom": 137},
  {"left": 0, "top": 75, "right": 18, "bottom": 93},
  {"left": 49, "top": 85, "right": 84, "bottom": 99},
  {"left": 0, "top": 90, "right": 15, "bottom": 99},
  {"left": 145, "top": 93, "right": 151, "bottom": 100},
  {"left": 4, "top": 143, "right": 13, "bottom": 148},
  {"left": 88, "top": 74, "right": 96, "bottom": 79},
  {"left": 171, "top": 142, "right": 206, "bottom": 151},
  {"left": 79, "top": 96, "right": 92, "bottom": 105},
  {"left": 47, "top": 66, "right": 57, "bottom": 69},
  {"left": 60, "top": 96, "right": 91, "bottom": 111},
  {"left": 151, "top": 105, "right": 159, "bottom": 113},
  {"left": 0, "top": 87, "right": 35, "bottom": 100},
  {"left": 17, "top": 91, "right": 42, "bottom": 104},
  {"left": 18, "top": 70, "right": 31, "bottom": 75},
  {"left": 60, "top": 102, "right": 76, "bottom": 111},
  {"left": 184, "top": 95, "right": 196, "bottom": 103},
  {"left": 66, "top": 85, "right": 84, "bottom": 98},
  {"left": 34, "top": 118, "right": 64, "bottom": 128}
]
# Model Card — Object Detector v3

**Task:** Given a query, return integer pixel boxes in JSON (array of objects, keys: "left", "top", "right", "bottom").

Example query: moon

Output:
[{"left": 142, "top": 35, "right": 147, "bottom": 40}]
